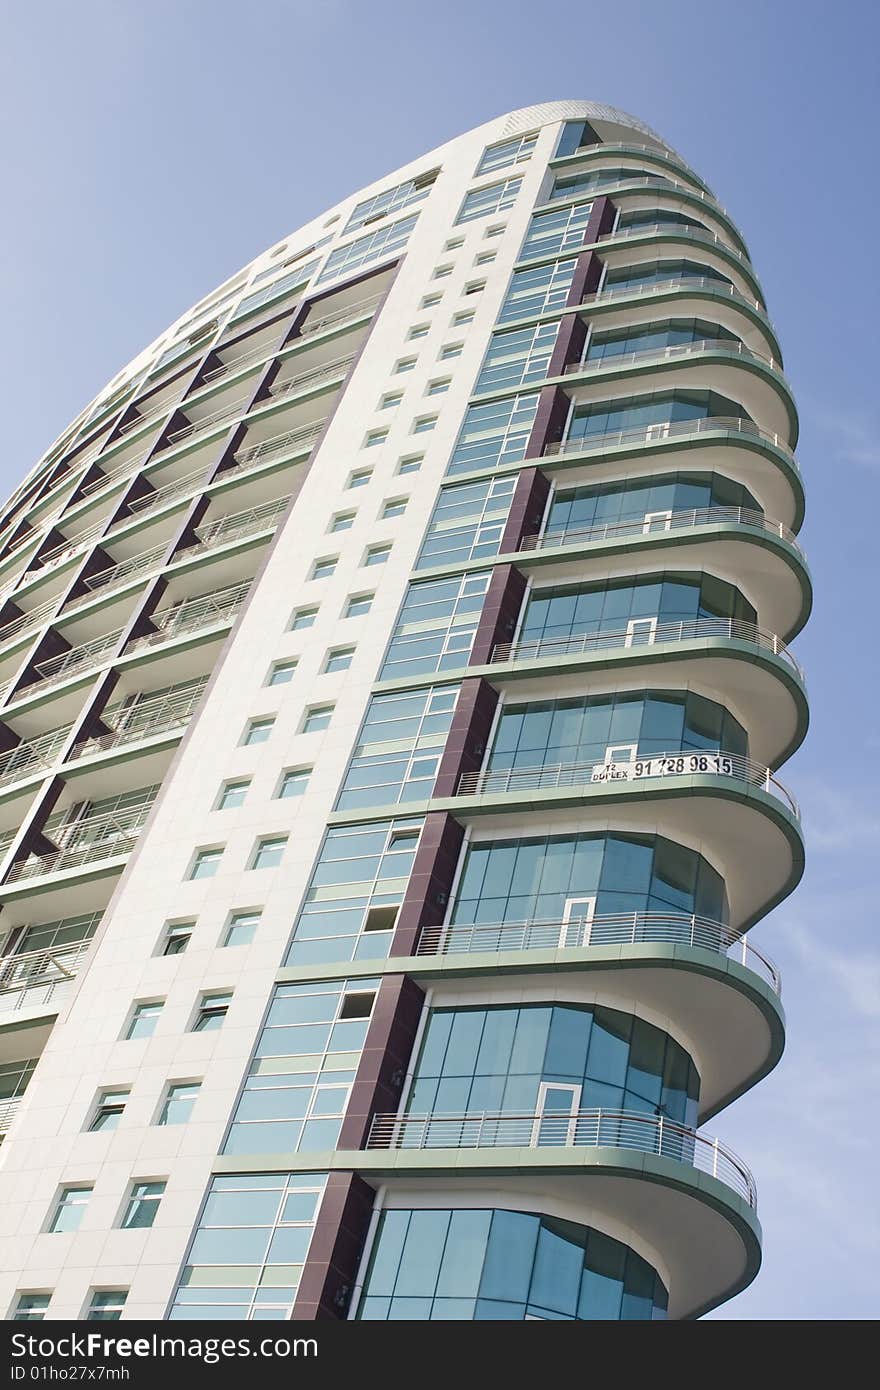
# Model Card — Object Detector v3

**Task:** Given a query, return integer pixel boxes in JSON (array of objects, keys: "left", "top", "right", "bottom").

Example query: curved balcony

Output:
[
  {"left": 577, "top": 272, "right": 768, "bottom": 328},
  {"left": 598, "top": 220, "right": 750, "bottom": 266},
  {"left": 550, "top": 141, "right": 717, "bottom": 199},
  {"left": 416, "top": 910, "right": 780, "bottom": 993},
  {"left": 516, "top": 506, "right": 810, "bottom": 642}
]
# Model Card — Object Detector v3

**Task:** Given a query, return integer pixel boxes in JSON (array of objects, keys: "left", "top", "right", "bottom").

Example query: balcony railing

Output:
[
  {"left": 267, "top": 353, "right": 355, "bottom": 402},
  {"left": 366, "top": 1108, "right": 757, "bottom": 1209},
  {"left": 163, "top": 395, "right": 251, "bottom": 447},
  {"left": 6, "top": 795, "right": 155, "bottom": 882},
  {"left": 201, "top": 345, "right": 270, "bottom": 385},
  {"left": 0, "top": 939, "right": 92, "bottom": 1013},
  {"left": 415, "top": 911, "right": 781, "bottom": 993},
  {"left": 126, "top": 463, "right": 208, "bottom": 515},
  {"left": 541, "top": 174, "right": 738, "bottom": 224},
  {"left": 232, "top": 421, "right": 325, "bottom": 468},
  {"left": 29, "top": 628, "right": 123, "bottom": 690},
  {"left": 176, "top": 496, "right": 290, "bottom": 557},
  {"left": 491, "top": 614, "right": 804, "bottom": 682},
  {"left": 520, "top": 505, "right": 800, "bottom": 556},
  {"left": 456, "top": 749, "right": 800, "bottom": 819},
  {"left": 0, "top": 1096, "right": 22, "bottom": 1134},
  {"left": 0, "top": 724, "right": 71, "bottom": 789},
  {"left": 0, "top": 595, "right": 59, "bottom": 648},
  {"left": 562, "top": 335, "right": 781, "bottom": 376},
  {"left": 81, "top": 542, "right": 168, "bottom": 595},
  {"left": 298, "top": 294, "right": 382, "bottom": 339},
  {"left": 116, "top": 404, "right": 171, "bottom": 438},
  {"left": 578, "top": 273, "right": 763, "bottom": 315},
  {"left": 30, "top": 517, "right": 108, "bottom": 575},
  {"left": 542, "top": 414, "right": 798, "bottom": 472},
  {"left": 127, "top": 580, "right": 250, "bottom": 650},
  {"left": 599, "top": 221, "right": 748, "bottom": 262},
  {"left": 74, "top": 678, "right": 207, "bottom": 756}
]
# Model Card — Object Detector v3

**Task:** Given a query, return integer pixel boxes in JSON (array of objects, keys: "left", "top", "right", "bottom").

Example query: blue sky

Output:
[{"left": 1, "top": 0, "right": 877, "bottom": 1319}]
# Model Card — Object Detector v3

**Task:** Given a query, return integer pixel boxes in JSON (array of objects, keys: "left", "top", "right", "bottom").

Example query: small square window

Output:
[
  {"left": 453, "top": 310, "right": 475, "bottom": 327},
  {"left": 189, "top": 848, "right": 223, "bottom": 880},
  {"left": 86, "top": 1291, "right": 127, "bottom": 1321},
  {"left": 125, "top": 1001, "right": 163, "bottom": 1040},
  {"left": 439, "top": 343, "right": 463, "bottom": 361},
  {"left": 267, "top": 660, "right": 297, "bottom": 686},
  {"left": 160, "top": 922, "right": 192, "bottom": 956},
  {"left": 324, "top": 646, "right": 355, "bottom": 673},
  {"left": 464, "top": 280, "right": 486, "bottom": 296},
  {"left": 475, "top": 250, "right": 497, "bottom": 265},
  {"left": 243, "top": 717, "right": 274, "bottom": 746},
  {"left": 348, "top": 468, "right": 373, "bottom": 489},
  {"left": 277, "top": 768, "right": 311, "bottom": 799},
  {"left": 408, "top": 324, "right": 430, "bottom": 340},
  {"left": 444, "top": 236, "right": 465, "bottom": 251},
  {"left": 364, "top": 428, "right": 388, "bottom": 448},
  {"left": 49, "top": 1187, "right": 92, "bottom": 1233},
  {"left": 413, "top": 415, "right": 437, "bottom": 433},
  {"left": 87, "top": 1090, "right": 129, "bottom": 1133},
  {"left": 432, "top": 266, "right": 453, "bottom": 281},
  {"left": 217, "top": 779, "right": 249, "bottom": 811},
  {"left": 485, "top": 223, "right": 506, "bottom": 238},
  {"left": 157, "top": 1082, "right": 200, "bottom": 1126},
  {"left": 192, "top": 991, "right": 232, "bottom": 1031},
  {"left": 364, "top": 543, "right": 392, "bottom": 567},
  {"left": 382, "top": 497, "right": 408, "bottom": 519},
  {"left": 311, "top": 555, "right": 338, "bottom": 580},
  {"left": 345, "top": 593, "right": 373, "bottom": 618},
  {"left": 395, "top": 357, "right": 417, "bottom": 373},
  {"left": 120, "top": 1181, "right": 165, "bottom": 1230},
  {"left": 379, "top": 393, "right": 402, "bottom": 410},
  {"left": 12, "top": 1294, "right": 51, "bottom": 1321},
  {"left": 250, "top": 837, "right": 287, "bottom": 870},
  {"left": 329, "top": 511, "right": 355, "bottom": 532},
  {"left": 303, "top": 704, "right": 334, "bottom": 733},
  {"left": 224, "top": 910, "right": 261, "bottom": 946},
  {"left": 397, "top": 455, "right": 422, "bottom": 475},
  {"left": 290, "top": 606, "right": 318, "bottom": 630},
  {"left": 426, "top": 379, "right": 450, "bottom": 396}
]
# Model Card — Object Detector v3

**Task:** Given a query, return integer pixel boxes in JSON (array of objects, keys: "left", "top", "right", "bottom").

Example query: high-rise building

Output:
[{"left": 0, "top": 101, "right": 807, "bottom": 1322}]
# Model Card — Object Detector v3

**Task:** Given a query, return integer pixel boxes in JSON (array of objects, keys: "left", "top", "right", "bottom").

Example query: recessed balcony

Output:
[
  {"left": 126, "top": 579, "right": 250, "bottom": 654},
  {"left": 0, "top": 939, "right": 92, "bottom": 1016},
  {"left": 0, "top": 725, "right": 70, "bottom": 794},
  {"left": 231, "top": 420, "right": 325, "bottom": 470},
  {"left": 72, "top": 677, "right": 207, "bottom": 760},
  {"left": 298, "top": 293, "right": 383, "bottom": 341}
]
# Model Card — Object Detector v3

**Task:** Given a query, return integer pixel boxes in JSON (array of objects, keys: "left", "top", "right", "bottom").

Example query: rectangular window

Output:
[
  {"left": 497, "top": 258, "right": 578, "bottom": 324},
  {"left": 329, "top": 511, "right": 355, "bottom": 532},
  {"left": 224, "top": 911, "right": 261, "bottom": 946},
  {"left": 317, "top": 213, "right": 418, "bottom": 284},
  {"left": 395, "top": 356, "right": 417, "bottom": 373},
  {"left": 158, "top": 1082, "right": 200, "bottom": 1125},
  {"left": 193, "top": 992, "right": 232, "bottom": 1031},
  {"left": 475, "top": 250, "right": 496, "bottom": 265},
  {"left": 311, "top": 556, "right": 337, "bottom": 579},
  {"left": 12, "top": 1294, "right": 50, "bottom": 1321},
  {"left": 433, "top": 265, "right": 453, "bottom": 280},
  {"left": 344, "top": 170, "right": 438, "bottom": 233},
  {"left": 324, "top": 647, "right": 354, "bottom": 673},
  {"left": 336, "top": 685, "right": 459, "bottom": 812},
  {"left": 290, "top": 606, "right": 318, "bottom": 630},
  {"left": 476, "top": 132, "right": 538, "bottom": 175},
  {"left": 267, "top": 660, "right": 297, "bottom": 686},
  {"left": 446, "top": 392, "right": 539, "bottom": 477},
  {"left": 348, "top": 468, "right": 373, "bottom": 489},
  {"left": 161, "top": 922, "right": 192, "bottom": 955},
  {"left": 345, "top": 592, "right": 374, "bottom": 618},
  {"left": 439, "top": 343, "right": 463, "bottom": 360},
  {"left": 86, "top": 1291, "right": 127, "bottom": 1322},
  {"left": 485, "top": 223, "right": 506, "bottom": 238},
  {"left": 380, "top": 570, "right": 491, "bottom": 680},
  {"left": 302, "top": 705, "right": 334, "bottom": 733},
  {"left": 397, "top": 454, "right": 422, "bottom": 474},
  {"left": 364, "top": 429, "right": 388, "bottom": 448},
  {"left": 453, "top": 310, "right": 475, "bottom": 327},
  {"left": 473, "top": 321, "right": 560, "bottom": 395},
  {"left": 380, "top": 392, "right": 402, "bottom": 410},
  {"left": 456, "top": 177, "right": 523, "bottom": 224},
  {"left": 408, "top": 323, "right": 430, "bottom": 340},
  {"left": 422, "top": 291, "right": 443, "bottom": 305},
  {"left": 277, "top": 768, "right": 311, "bottom": 799},
  {"left": 381, "top": 497, "right": 407, "bottom": 519},
  {"left": 463, "top": 280, "right": 486, "bottom": 296},
  {"left": 251, "top": 837, "right": 287, "bottom": 870},
  {"left": 243, "top": 718, "right": 274, "bottom": 746},
  {"left": 412, "top": 415, "right": 437, "bottom": 434},
  {"left": 87, "top": 1090, "right": 129, "bottom": 1132},
  {"left": 125, "top": 1002, "right": 163, "bottom": 1040},
  {"left": 416, "top": 475, "right": 516, "bottom": 570},
  {"left": 120, "top": 1182, "right": 165, "bottom": 1230},
  {"left": 445, "top": 236, "right": 464, "bottom": 251},
  {"left": 519, "top": 201, "right": 594, "bottom": 262},
  {"left": 363, "top": 543, "right": 391, "bottom": 567},
  {"left": 217, "top": 780, "right": 250, "bottom": 811},
  {"left": 426, "top": 378, "right": 450, "bottom": 396},
  {"left": 49, "top": 1186, "right": 92, "bottom": 1233},
  {"left": 189, "top": 848, "right": 222, "bottom": 880}
]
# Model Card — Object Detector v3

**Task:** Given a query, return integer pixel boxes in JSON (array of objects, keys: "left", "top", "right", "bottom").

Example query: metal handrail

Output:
[
  {"left": 202, "top": 345, "right": 270, "bottom": 384},
  {"left": 32, "top": 517, "right": 108, "bottom": 573},
  {"left": 30, "top": 628, "right": 123, "bottom": 688},
  {"left": 415, "top": 911, "right": 781, "bottom": 993},
  {"left": 366, "top": 1107, "right": 757, "bottom": 1209},
  {"left": 563, "top": 336, "right": 781, "bottom": 376},
  {"left": 74, "top": 683, "right": 205, "bottom": 756},
  {"left": 232, "top": 421, "right": 324, "bottom": 466},
  {"left": 580, "top": 273, "right": 762, "bottom": 313},
  {"left": 0, "top": 939, "right": 92, "bottom": 1007},
  {"left": 5, "top": 830, "right": 142, "bottom": 882},
  {"left": 298, "top": 294, "right": 383, "bottom": 338},
  {"left": 455, "top": 748, "right": 800, "bottom": 819},
  {"left": 126, "top": 463, "right": 207, "bottom": 515},
  {"left": 178, "top": 496, "right": 290, "bottom": 553},
  {"left": 128, "top": 581, "right": 250, "bottom": 649},
  {"left": 267, "top": 353, "right": 356, "bottom": 401},
  {"left": 0, "top": 595, "right": 59, "bottom": 647},
  {"left": 116, "top": 404, "right": 170, "bottom": 438},
  {"left": 164, "top": 395, "right": 251, "bottom": 446},
  {"left": 520, "top": 505, "right": 801, "bottom": 555},
  {"left": 81, "top": 543, "right": 168, "bottom": 594},
  {"left": 0, "top": 724, "right": 71, "bottom": 788},
  {"left": 542, "top": 413, "right": 798, "bottom": 470},
  {"left": 600, "top": 221, "right": 746, "bottom": 257},
  {"left": 0, "top": 1096, "right": 23, "bottom": 1131},
  {"left": 491, "top": 614, "right": 804, "bottom": 682},
  {"left": 553, "top": 141, "right": 713, "bottom": 189},
  {"left": 540, "top": 175, "right": 737, "bottom": 222}
]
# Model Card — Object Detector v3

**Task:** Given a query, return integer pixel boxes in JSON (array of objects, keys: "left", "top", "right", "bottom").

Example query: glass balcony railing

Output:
[
  {"left": 562, "top": 336, "right": 782, "bottom": 377},
  {"left": 542, "top": 414, "right": 799, "bottom": 473},
  {"left": 366, "top": 1108, "right": 757, "bottom": 1209},
  {"left": 520, "top": 505, "right": 801, "bottom": 557}
]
